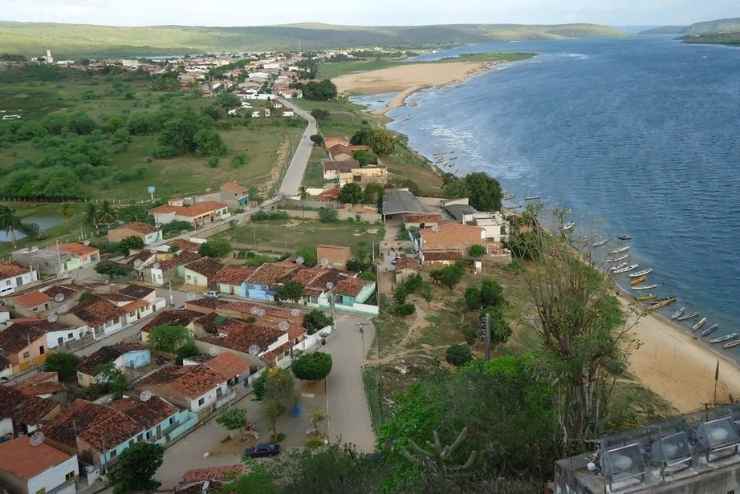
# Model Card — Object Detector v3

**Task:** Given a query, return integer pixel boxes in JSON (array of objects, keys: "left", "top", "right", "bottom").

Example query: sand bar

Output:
[{"left": 333, "top": 61, "right": 497, "bottom": 113}]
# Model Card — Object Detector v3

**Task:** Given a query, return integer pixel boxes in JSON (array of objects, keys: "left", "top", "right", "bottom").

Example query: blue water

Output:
[{"left": 384, "top": 36, "right": 740, "bottom": 346}]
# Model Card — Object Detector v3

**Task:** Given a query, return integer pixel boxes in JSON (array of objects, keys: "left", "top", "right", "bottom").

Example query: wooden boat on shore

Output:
[
  {"left": 692, "top": 317, "right": 707, "bottom": 332},
  {"left": 677, "top": 312, "right": 699, "bottom": 322},
  {"left": 609, "top": 246, "right": 631, "bottom": 255},
  {"left": 637, "top": 294, "right": 656, "bottom": 302},
  {"left": 607, "top": 254, "right": 629, "bottom": 263},
  {"left": 701, "top": 323, "right": 720, "bottom": 337},
  {"left": 524, "top": 196, "right": 541, "bottom": 201},
  {"left": 618, "top": 234, "right": 633, "bottom": 241},
  {"left": 629, "top": 268, "right": 653, "bottom": 278},
  {"left": 671, "top": 306, "right": 686, "bottom": 320},
  {"left": 592, "top": 239, "right": 609, "bottom": 248},
  {"left": 613, "top": 264, "right": 639, "bottom": 274},
  {"left": 710, "top": 332, "right": 736, "bottom": 344},
  {"left": 723, "top": 339, "right": 740, "bottom": 349},
  {"left": 648, "top": 297, "right": 677, "bottom": 310},
  {"left": 630, "top": 275, "right": 648, "bottom": 286},
  {"left": 633, "top": 284, "right": 657, "bottom": 291}
]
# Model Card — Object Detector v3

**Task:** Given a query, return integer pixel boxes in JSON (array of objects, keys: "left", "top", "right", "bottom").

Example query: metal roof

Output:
[
  {"left": 382, "top": 189, "right": 425, "bottom": 217},
  {"left": 445, "top": 204, "right": 478, "bottom": 222}
]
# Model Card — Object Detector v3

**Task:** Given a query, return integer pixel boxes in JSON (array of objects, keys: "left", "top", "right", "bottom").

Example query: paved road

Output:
[
  {"left": 324, "top": 314, "right": 376, "bottom": 452},
  {"left": 278, "top": 98, "right": 317, "bottom": 198}
]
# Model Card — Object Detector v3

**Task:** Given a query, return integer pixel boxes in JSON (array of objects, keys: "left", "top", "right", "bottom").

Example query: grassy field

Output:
[
  {"left": 0, "top": 21, "right": 623, "bottom": 57},
  {"left": 220, "top": 218, "right": 384, "bottom": 256},
  {"left": 0, "top": 73, "right": 304, "bottom": 200},
  {"left": 294, "top": 98, "right": 444, "bottom": 196},
  {"left": 302, "top": 146, "right": 327, "bottom": 188}
]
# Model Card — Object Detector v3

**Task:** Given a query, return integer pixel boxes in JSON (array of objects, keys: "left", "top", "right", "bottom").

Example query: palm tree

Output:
[{"left": 0, "top": 205, "right": 23, "bottom": 248}]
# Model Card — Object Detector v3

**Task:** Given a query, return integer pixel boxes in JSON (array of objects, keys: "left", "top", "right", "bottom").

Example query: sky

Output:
[{"left": 3, "top": 0, "right": 739, "bottom": 27}]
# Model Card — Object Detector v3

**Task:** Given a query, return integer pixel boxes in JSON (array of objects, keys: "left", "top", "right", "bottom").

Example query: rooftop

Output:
[
  {"left": 109, "top": 396, "right": 177, "bottom": 429},
  {"left": 0, "top": 436, "right": 72, "bottom": 480},
  {"left": 59, "top": 243, "right": 99, "bottom": 257},
  {"left": 212, "top": 266, "right": 256, "bottom": 285},
  {"left": 78, "top": 343, "right": 148, "bottom": 375},
  {"left": 12, "top": 290, "right": 50, "bottom": 308},
  {"left": 138, "top": 364, "right": 225, "bottom": 400},
  {"left": 323, "top": 160, "right": 360, "bottom": 173},
  {"left": 204, "top": 352, "right": 251, "bottom": 381},
  {"left": 0, "top": 321, "right": 51, "bottom": 353},
  {"left": 71, "top": 296, "right": 126, "bottom": 327},
  {"left": 184, "top": 258, "right": 224, "bottom": 278},
  {"left": 118, "top": 284, "right": 156, "bottom": 299},
  {"left": 445, "top": 203, "right": 478, "bottom": 222},
  {"left": 382, "top": 189, "right": 426, "bottom": 217},
  {"left": 152, "top": 201, "right": 228, "bottom": 218},
  {"left": 141, "top": 309, "right": 203, "bottom": 334},
  {"left": 247, "top": 262, "right": 298, "bottom": 286},
  {"left": 334, "top": 276, "right": 368, "bottom": 298},
  {"left": 159, "top": 251, "right": 202, "bottom": 271},
  {"left": 12, "top": 395, "right": 59, "bottom": 426},
  {"left": 420, "top": 222, "right": 483, "bottom": 251},
  {"left": 0, "top": 262, "right": 31, "bottom": 279}
]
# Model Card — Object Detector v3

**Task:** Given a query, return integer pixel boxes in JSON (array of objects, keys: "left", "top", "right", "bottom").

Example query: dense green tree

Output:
[
  {"left": 216, "top": 91, "right": 241, "bottom": 109},
  {"left": 303, "top": 310, "right": 333, "bottom": 334},
  {"left": 310, "top": 109, "right": 330, "bottom": 121},
  {"left": 108, "top": 442, "right": 164, "bottom": 494},
  {"left": 303, "top": 79, "right": 337, "bottom": 101},
  {"left": 464, "top": 279, "right": 504, "bottom": 311},
  {"left": 0, "top": 206, "right": 23, "bottom": 247},
  {"left": 353, "top": 149, "right": 378, "bottom": 166},
  {"left": 339, "top": 183, "right": 364, "bottom": 204},
  {"left": 99, "top": 362, "right": 128, "bottom": 399},
  {"left": 275, "top": 281, "right": 305, "bottom": 304},
  {"left": 95, "top": 261, "right": 131, "bottom": 280},
  {"left": 445, "top": 344, "right": 473, "bottom": 367},
  {"left": 149, "top": 325, "right": 192, "bottom": 353},
  {"left": 67, "top": 112, "right": 97, "bottom": 135},
  {"left": 363, "top": 183, "right": 384, "bottom": 206},
  {"left": 44, "top": 352, "right": 80, "bottom": 382},
  {"left": 292, "top": 352, "right": 333, "bottom": 381},
  {"left": 468, "top": 244, "right": 486, "bottom": 258},
  {"left": 219, "top": 465, "right": 278, "bottom": 494},
  {"left": 194, "top": 128, "right": 227, "bottom": 156},
  {"left": 443, "top": 173, "right": 503, "bottom": 212},
  {"left": 318, "top": 207, "right": 339, "bottom": 223},
  {"left": 295, "top": 246, "right": 318, "bottom": 267},
  {"left": 216, "top": 408, "right": 248, "bottom": 439},
  {"left": 118, "top": 235, "right": 145, "bottom": 255},
  {"left": 199, "top": 238, "right": 232, "bottom": 258},
  {"left": 430, "top": 263, "right": 465, "bottom": 290}
]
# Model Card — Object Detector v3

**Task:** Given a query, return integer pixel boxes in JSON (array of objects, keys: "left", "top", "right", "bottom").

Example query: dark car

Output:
[{"left": 245, "top": 443, "right": 281, "bottom": 458}]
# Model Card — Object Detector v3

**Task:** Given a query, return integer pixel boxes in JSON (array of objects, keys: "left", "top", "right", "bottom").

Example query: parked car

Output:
[
  {"left": 245, "top": 443, "right": 281, "bottom": 458},
  {"left": 206, "top": 290, "right": 220, "bottom": 299}
]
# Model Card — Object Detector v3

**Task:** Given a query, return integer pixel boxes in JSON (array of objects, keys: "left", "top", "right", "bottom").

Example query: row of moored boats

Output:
[{"left": 669, "top": 307, "right": 740, "bottom": 348}]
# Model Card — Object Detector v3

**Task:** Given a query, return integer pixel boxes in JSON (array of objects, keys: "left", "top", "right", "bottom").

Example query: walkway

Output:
[
  {"left": 324, "top": 314, "right": 376, "bottom": 452},
  {"left": 277, "top": 98, "right": 317, "bottom": 198}
]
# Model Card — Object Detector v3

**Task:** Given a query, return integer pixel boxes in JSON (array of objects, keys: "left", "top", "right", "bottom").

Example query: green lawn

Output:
[
  {"left": 222, "top": 218, "right": 384, "bottom": 256},
  {"left": 302, "top": 146, "right": 327, "bottom": 188}
]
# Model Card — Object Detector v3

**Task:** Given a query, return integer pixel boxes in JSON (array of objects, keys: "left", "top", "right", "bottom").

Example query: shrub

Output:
[
  {"left": 392, "top": 303, "right": 416, "bottom": 317},
  {"left": 318, "top": 207, "right": 338, "bottom": 223},
  {"left": 303, "top": 309, "right": 333, "bottom": 334},
  {"left": 292, "top": 352, "right": 333, "bottom": 381},
  {"left": 207, "top": 156, "right": 220, "bottom": 168},
  {"left": 199, "top": 238, "right": 232, "bottom": 258},
  {"left": 446, "top": 344, "right": 473, "bottom": 367},
  {"left": 310, "top": 109, "right": 330, "bottom": 121},
  {"left": 468, "top": 244, "right": 486, "bottom": 258},
  {"left": 251, "top": 210, "right": 289, "bottom": 221},
  {"left": 231, "top": 153, "right": 248, "bottom": 168}
]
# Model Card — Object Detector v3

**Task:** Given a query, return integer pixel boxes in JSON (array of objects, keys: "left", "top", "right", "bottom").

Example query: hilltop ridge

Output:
[{"left": 0, "top": 21, "right": 623, "bottom": 57}]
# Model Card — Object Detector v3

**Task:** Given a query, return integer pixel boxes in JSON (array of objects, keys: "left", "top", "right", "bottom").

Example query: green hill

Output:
[
  {"left": 683, "top": 17, "right": 740, "bottom": 45},
  {"left": 0, "top": 21, "right": 624, "bottom": 58},
  {"left": 638, "top": 26, "right": 688, "bottom": 35}
]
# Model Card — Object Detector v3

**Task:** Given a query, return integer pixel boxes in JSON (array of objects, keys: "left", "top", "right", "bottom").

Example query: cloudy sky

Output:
[{"left": 3, "top": 0, "right": 738, "bottom": 27}]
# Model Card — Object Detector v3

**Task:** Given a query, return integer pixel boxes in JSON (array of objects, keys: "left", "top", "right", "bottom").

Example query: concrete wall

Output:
[
  {"left": 0, "top": 270, "right": 38, "bottom": 296},
  {"left": 26, "top": 453, "right": 78, "bottom": 494}
]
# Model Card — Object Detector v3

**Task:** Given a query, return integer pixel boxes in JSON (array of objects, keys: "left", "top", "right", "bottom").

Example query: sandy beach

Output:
[
  {"left": 332, "top": 61, "right": 497, "bottom": 114},
  {"left": 625, "top": 297, "right": 740, "bottom": 413}
]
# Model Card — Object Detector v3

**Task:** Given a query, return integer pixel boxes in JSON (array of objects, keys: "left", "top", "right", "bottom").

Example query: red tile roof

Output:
[
  {"left": 108, "top": 396, "right": 177, "bottom": 429},
  {"left": 318, "top": 186, "right": 340, "bottom": 202},
  {"left": 0, "top": 322, "right": 50, "bottom": 354},
  {"left": 59, "top": 243, "right": 99, "bottom": 257},
  {"left": 0, "top": 386, "right": 28, "bottom": 417},
  {"left": 0, "top": 262, "right": 31, "bottom": 279},
  {"left": 17, "top": 381, "right": 65, "bottom": 397},
  {"left": 335, "top": 277, "right": 368, "bottom": 298},
  {"left": 138, "top": 365, "right": 225, "bottom": 400},
  {"left": 12, "top": 290, "right": 50, "bottom": 308},
  {"left": 152, "top": 201, "right": 228, "bottom": 218},
  {"left": 0, "top": 436, "right": 72, "bottom": 480},
  {"left": 423, "top": 251, "right": 462, "bottom": 262},
  {"left": 158, "top": 251, "right": 202, "bottom": 272},
  {"left": 12, "top": 395, "right": 60, "bottom": 425},
  {"left": 118, "top": 284, "right": 156, "bottom": 299},
  {"left": 184, "top": 258, "right": 224, "bottom": 278},
  {"left": 316, "top": 245, "right": 351, "bottom": 265},
  {"left": 247, "top": 262, "right": 298, "bottom": 286},
  {"left": 212, "top": 266, "right": 255, "bottom": 285},
  {"left": 204, "top": 352, "right": 251, "bottom": 381},
  {"left": 141, "top": 309, "right": 202, "bottom": 334},
  {"left": 71, "top": 296, "right": 125, "bottom": 327}
]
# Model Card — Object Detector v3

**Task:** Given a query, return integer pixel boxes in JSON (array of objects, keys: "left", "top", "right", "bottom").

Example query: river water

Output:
[{"left": 369, "top": 36, "right": 740, "bottom": 345}]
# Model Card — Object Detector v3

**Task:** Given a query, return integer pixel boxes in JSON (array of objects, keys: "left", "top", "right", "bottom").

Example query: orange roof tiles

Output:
[
  {"left": 12, "top": 290, "right": 50, "bottom": 308},
  {"left": 114, "top": 222, "right": 157, "bottom": 234},
  {"left": 71, "top": 296, "right": 126, "bottom": 327},
  {"left": 204, "top": 352, "right": 251, "bottom": 381},
  {"left": 138, "top": 365, "right": 225, "bottom": 400},
  {"left": 152, "top": 201, "right": 228, "bottom": 218},
  {"left": 184, "top": 258, "right": 224, "bottom": 278},
  {"left": 0, "top": 262, "right": 31, "bottom": 279},
  {"left": 247, "top": 262, "right": 298, "bottom": 286},
  {"left": 335, "top": 277, "right": 367, "bottom": 298},
  {"left": 212, "top": 266, "right": 255, "bottom": 285},
  {"left": 59, "top": 243, "right": 99, "bottom": 257},
  {"left": 420, "top": 222, "right": 483, "bottom": 252},
  {"left": 0, "top": 436, "right": 72, "bottom": 480}
]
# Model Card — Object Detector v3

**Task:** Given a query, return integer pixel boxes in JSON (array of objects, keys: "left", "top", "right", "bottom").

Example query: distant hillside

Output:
[
  {"left": 639, "top": 26, "right": 688, "bottom": 35},
  {"left": 0, "top": 21, "right": 624, "bottom": 58},
  {"left": 683, "top": 17, "right": 740, "bottom": 45}
]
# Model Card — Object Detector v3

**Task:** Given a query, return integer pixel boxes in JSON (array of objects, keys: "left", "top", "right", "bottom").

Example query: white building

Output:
[
  {"left": 0, "top": 263, "right": 38, "bottom": 297},
  {"left": 0, "top": 436, "right": 79, "bottom": 494}
]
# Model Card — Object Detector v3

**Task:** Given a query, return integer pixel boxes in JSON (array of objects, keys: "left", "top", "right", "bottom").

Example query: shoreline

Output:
[{"left": 345, "top": 58, "right": 740, "bottom": 413}]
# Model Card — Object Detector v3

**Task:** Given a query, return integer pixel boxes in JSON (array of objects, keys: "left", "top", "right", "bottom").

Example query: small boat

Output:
[
  {"left": 692, "top": 317, "right": 707, "bottom": 332},
  {"left": 629, "top": 268, "right": 653, "bottom": 278},
  {"left": 561, "top": 222, "right": 576, "bottom": 232},
  {"left": 613, "top": 264, "right": 639, "bottom": 274},
  {"left": 701, "top": 323, "right": 719, "bottom": 336},
  {"left": 637, "top": 293, "right": 656, "bottom": 302},
  {"left": 633, "top": 284, "right": 657, "bottom": 291},
  {"left": 524, "top": 196, "right": 541, "bottom": 201},
  {"left": 607, "top": 254, "right": 630, "bottom": 263},
  {"left": 609, "top": 246, "right": 630, "bottom": 255},
  {"left": 671, "top": 306, "right": 686, "bottom": 320},
  {"left": 677, "top": 312, "right": 699, "bottom": 322},
  {"left": 618, "top": 234, "right": 633, "bottom": 241},
  {"left": 648, "top": 297, "right": 677, "bottom": 310},
  {"left": 630, "top": 275, "right": 648, "bottom": 286},
  {"left": 709, "top": 332, "right": 735, "bottom": 344},
  {"left": 723, "top": 339, "right": 740, "bottom": 349},
  {"left": 592, "top": 239, "right": 609, "bottom": 248},
  {"left": 610, "top": 262, "right": 628, "bottom": 272}
]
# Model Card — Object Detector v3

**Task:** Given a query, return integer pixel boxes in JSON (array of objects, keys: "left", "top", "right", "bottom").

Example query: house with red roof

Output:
[
  {"left": 107, "top": 222, "right": 162, "bottom": 245},
  {"left": 0, "top": 436, "right": 79, "bottom": 494},
  {"left": 7, "top": 290, "right": 51, "bottom": 317},
  {"left": 136, "top": 364, "right": 232, "bottom": 414},
  {"left": 182, "top": 258, "right": 224, "bottom": 288},
  {"left": 59, "top": 243, "right": 100, "bottom": 268},
  {"left": 151, "top": 201, "right": 230, "bottom": 228},
  {"left": 0, "top": 322, "right": 49, "bottom": 376},
  {"left": 0, "top": 262, "right": 38, "bottom": 297},
  {"left": 6, "top": 318, "right": 85, "bottom": 352}
]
